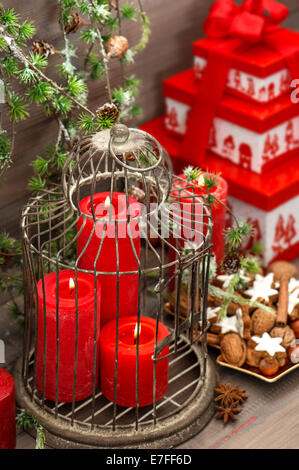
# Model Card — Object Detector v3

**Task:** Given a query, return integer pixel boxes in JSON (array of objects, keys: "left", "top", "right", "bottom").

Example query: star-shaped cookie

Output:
[
  {"left": 244, "top": 273, "right": 278, "bottom": 302},
  {"left": 252, "top": 332, "right": 286, "bottom": 357}
]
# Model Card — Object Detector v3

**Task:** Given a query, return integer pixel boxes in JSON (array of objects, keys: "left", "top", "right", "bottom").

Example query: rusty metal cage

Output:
[{"left": 15, "top": 124, "right": 217, "bottom": 449}]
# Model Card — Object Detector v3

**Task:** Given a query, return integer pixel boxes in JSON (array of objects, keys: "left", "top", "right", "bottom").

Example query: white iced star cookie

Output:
[
  {"left": 217, "top": 269, "right": 251, "bottom": 289},
  {"left": 206, "top": 306, "right": 220, "bottom": 321},
  {"left": 252, "top": 332, "right": 286, "bottom": 357},
  {"left": 288, "top": 278, "right": 299, "bottom": 315},
  {"left": 215, "top": 312, "right": 243, "bottom": 336},
  {"left": 244, "top": 273, "right": 278, "bottom": 303}
]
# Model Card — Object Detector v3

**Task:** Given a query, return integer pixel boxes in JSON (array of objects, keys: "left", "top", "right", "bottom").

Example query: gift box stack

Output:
[{"left": 141, "top": 0, "right": 299, "bottom": 266}]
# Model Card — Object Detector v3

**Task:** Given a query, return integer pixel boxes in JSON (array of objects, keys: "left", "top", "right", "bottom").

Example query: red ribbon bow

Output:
[{"left": 204, "top": 0, "right": 289, "bottom": 43}]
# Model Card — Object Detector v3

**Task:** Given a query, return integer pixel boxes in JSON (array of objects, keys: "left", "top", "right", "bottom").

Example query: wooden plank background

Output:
[{"left": 1, "top": 0, "right": 299, "bottom": 235}]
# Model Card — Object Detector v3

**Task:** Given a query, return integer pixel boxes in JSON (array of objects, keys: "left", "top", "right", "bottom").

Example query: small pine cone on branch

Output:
[
  {"left": 32, "top": 40, "right": 58, "bottom": 58},
  {"left": 96, "top": 102, "right": 120, "bottom": 127},
  {"left": 221, "top": 252, "right": 241, "bottom": 274},
  {"left": 106, "top": 35, "right": 129, "bottom": 58},
  {"left": 65, "top": 13, "right": 87, "bottom": 34}
]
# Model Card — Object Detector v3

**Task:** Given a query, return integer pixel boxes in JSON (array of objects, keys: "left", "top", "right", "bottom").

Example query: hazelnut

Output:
[
  {"left": 259, "top": 357, "right": 279, "bottom": 376},
  {"left": 288, "top": 343, "right": 299, "bottom": 364},
  {"left": 291, "top": 320, "right": 299, "bottom": 339}
]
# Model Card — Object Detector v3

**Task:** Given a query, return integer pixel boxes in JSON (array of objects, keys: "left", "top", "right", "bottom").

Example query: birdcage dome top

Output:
[{"left": 62, "top": 124, "right": 172, "bottom": 216}]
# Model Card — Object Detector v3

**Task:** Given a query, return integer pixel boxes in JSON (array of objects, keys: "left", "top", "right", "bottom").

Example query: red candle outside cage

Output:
[{"left": 0, "top": 368, "right": 16, "bottom": 449}]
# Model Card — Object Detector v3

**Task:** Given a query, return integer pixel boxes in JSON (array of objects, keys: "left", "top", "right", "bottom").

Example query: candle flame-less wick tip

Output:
[{"left": 134, "top": 323, "right": 141, "bottom": 344}]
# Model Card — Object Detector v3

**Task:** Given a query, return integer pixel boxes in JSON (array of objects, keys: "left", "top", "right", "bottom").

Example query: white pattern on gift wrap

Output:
[
  {"left": 228, "top": 195, "right": 299, "bottom": 266},
  {"left": 164, "top": 97, "right": 299, "bottom": 174},
  {"left": 244, "top": 273, "right": 278, "bottom": 302},
  {"left": 193, "top": 56, "right": 290, "bottom": 103},
  {"left": 252, "top": 332, "right": 286, "bottom": 356}
]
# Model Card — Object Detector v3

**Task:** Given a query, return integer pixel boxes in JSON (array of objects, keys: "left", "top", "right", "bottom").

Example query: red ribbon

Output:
[{"left": 180, "top": 0, "right": 299, "bottom": 167}]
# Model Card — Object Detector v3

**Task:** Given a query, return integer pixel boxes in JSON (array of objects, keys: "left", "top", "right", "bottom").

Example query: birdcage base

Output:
[{"left": 14, "top": 350, "right": 217, "bottom": 449}]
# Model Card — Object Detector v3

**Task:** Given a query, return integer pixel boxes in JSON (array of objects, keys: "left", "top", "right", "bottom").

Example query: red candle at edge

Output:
[
  {"left": 77, "top": 192, "right": 142, "bottom": 327},
  {"left": 100, "top": 316, "right": 169, "bottom": 407},
  {"left": 173, "top": 172, "right": 228, "bottom": 264},
  {"left": 36, "top": 270, "right": 101, "bottom": 402},
  {"left": 0, "top": 368, "right": 16, "bottom": 449}
]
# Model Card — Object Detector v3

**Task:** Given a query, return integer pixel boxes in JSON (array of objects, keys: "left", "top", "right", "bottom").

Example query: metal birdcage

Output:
[{"left": 15, "top": 124, "right": 217, "bottom": 449}]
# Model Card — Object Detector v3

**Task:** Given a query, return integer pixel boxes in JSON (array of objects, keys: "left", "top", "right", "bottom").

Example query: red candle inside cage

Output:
[
  {"left": 100, "top": 316, "right": 169, "bottom": 407},
  {"left": 77, "top": 192, "right": 142, "bottom": 327},
  {"left": 36, "top": 270, "right": 101, "bottom": 402},
  {"left": 0, "top": 368, "right": 16, "bottom": 449},
  {"left": 171, "top": 172, "right": 228, "bottom": 264}
]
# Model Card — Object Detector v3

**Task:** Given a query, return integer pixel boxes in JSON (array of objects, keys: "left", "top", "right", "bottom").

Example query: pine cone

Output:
[
  {"left": 221, "top": 252, "right": 241, "bottom": 274},
  {"left": 96, "top": 102, "right": 119, "bottom": 125},
  {"left": 106, "top": 35, "right": 129, "bottom": 58},
  {"left": 65, "top": 13, "right": 86, "bottom": 34},
  {"left": 32, "top": 40, "right": 57, "bottom": 58}
]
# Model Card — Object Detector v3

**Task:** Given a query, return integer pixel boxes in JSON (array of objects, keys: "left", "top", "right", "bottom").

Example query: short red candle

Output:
[
  {"left": 36, "top": 270, "right": 101, "bottom": 402},
  {"left": 100, "top": 316, "right": 169, "bottom": 407},
  {"left": 77, "top": 192, "right": 141, "bottom": 327},
  {"left": 0, "top": 368, "right": 16, "bottom": 449},
  {"left": 172, "top": 172, "right": 228, "bottom": 264}
]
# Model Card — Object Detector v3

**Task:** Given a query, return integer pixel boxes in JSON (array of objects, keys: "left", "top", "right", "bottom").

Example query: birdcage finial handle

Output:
[{"left": 110, "top": 124, "right": 130, "bottom": 144}]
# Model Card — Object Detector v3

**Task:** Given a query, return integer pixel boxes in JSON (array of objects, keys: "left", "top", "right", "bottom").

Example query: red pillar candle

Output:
[
  {"left": 0, "top": 369, "right": 16, "bottom": 449},
  {"left": 172, "top": 172, "right": 228, "bottom": 264},
  {"left": 77, "top": 192, "right": 141, "bottom": 327},
  {"left": 36, "top": 270, "right": 101, "bottom": 402},
  {"left": 100, "top": 316, "right": 169, "bottom": 407}
]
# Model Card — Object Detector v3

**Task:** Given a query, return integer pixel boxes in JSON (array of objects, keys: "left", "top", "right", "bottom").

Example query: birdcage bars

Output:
[{"left": 15, "top": 125, "right": 217, "bottom": 449}]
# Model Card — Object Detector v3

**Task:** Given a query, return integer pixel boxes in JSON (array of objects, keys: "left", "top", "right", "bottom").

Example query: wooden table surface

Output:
[
  {"left": 14, "top": 347, "right": 299, "bottom": 449},
  {"left": 4, "top": 259, "right": 299, "bottom": 449}
]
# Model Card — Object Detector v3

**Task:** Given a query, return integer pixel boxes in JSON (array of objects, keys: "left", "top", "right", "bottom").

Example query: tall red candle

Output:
[
  {"left": 172, "top": 172, "right": 228, "bottom": 264},
  {"left": 100, "top": 316, "right": 169, "bottom": 407},
  {"left": 0, "top": 368, "right": 16, "bottom": 449},
  {"left": 36, "top": 270, "right": 101, "bottom": 402},
  {"left": 77, "top": 192, "right": 141, "bottom": 327}
]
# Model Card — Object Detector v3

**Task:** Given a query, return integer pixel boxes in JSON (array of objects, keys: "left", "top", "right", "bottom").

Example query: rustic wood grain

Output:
[{"left": 1, "top": 1, "right": 298, "bottom": 235}]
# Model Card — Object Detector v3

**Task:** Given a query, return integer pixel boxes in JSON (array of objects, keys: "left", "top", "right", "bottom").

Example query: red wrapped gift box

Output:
[
  {"left": 141, "top": 116, "right": 299, "bottom": 266},
  {"left": 163, "top": 68, "right": 299, "bottom": 174},
  {"left": 192, "top": 28, "right": 299, "bottom": 104}
]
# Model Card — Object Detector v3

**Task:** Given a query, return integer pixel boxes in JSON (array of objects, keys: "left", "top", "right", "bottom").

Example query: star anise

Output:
[
  {"left": 214, "top": 383, "right": 233, "bottom": 407},
  {"left": 231, "top": 385, "right": 248, "bottom": 404},
  {"left": 215, "top": 400, "right": 242, "bottom": 424}
]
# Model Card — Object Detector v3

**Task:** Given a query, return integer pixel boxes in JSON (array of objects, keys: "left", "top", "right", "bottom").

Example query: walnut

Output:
[
  {"left": 270, "top": 326, "right": 295, "bottom": 349},
  {"left": 276, "top": 351, "right": 287, "bottom": 368},
  {"left": 251, "top": 309, "right": 276, "bottom": 336},
  {"left": 246, "top": 345, "right": 264, "bottom": 367},
  {"left": 268, "top": 261, "right": 297, "bottom": 282},
  {"left": 220, "top": 333, "right": 247, "bottom": 367}
]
